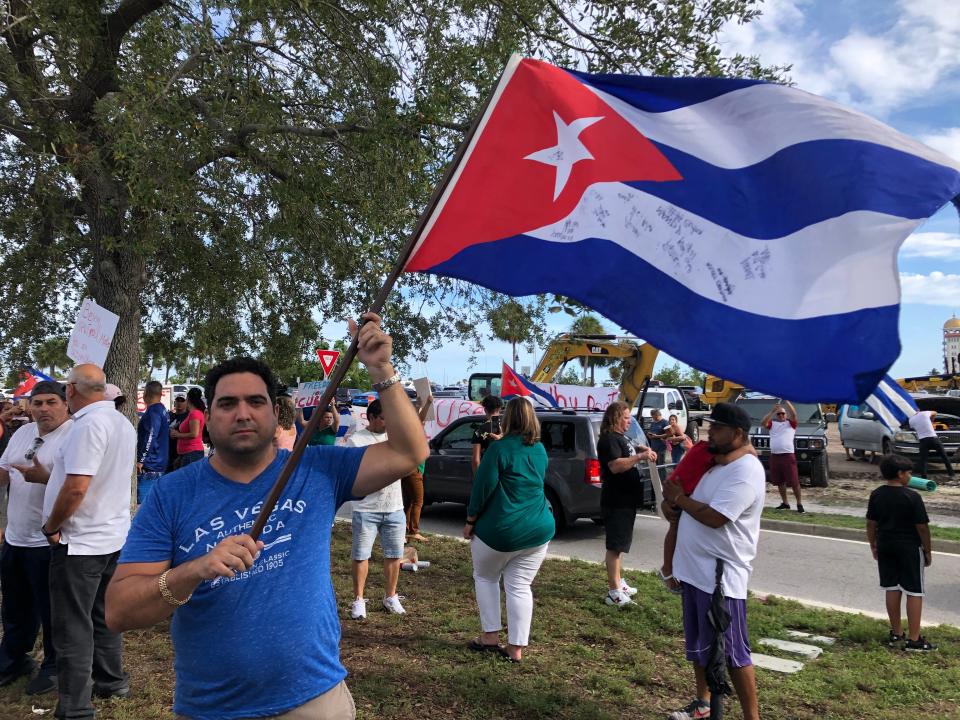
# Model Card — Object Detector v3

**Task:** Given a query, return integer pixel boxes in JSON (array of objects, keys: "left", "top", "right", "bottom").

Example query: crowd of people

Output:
[{"left": 0, "top": 315, "right": 941, "bottom": 720}]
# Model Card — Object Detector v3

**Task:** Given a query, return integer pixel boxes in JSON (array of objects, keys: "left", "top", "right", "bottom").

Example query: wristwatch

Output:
[{"left": 372, "top": 372, "right": 401, "bottom": 393}]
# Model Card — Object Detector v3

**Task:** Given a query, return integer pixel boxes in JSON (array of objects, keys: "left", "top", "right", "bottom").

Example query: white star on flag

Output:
[{"left": 524, "top": 111, "right": 604, "bottom": 200}]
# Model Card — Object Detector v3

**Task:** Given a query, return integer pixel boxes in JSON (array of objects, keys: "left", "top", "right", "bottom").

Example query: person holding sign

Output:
[{"left": 106, "top": 314, "right": 428, "bottom": 720}]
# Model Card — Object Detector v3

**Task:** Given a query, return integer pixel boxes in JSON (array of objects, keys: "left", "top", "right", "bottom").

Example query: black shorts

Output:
[
  {"left": 877, "top": 542, "right": 926, "bottom": 596},
  {"left": 602, "top": 506, "right": 637, "bottom": 553}
]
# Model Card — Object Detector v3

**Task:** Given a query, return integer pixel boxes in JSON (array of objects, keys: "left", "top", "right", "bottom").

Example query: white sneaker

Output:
[
  {"left": 620, "top": 578, "right": 638, "bottom": 596},
  {"left": 383, "top": 594, "right": 406, "bottom": 615},
  {"left": 604, "top": 589, "right": 633, "bottom": 608},
  {"left": 350, "top": 598, "right": 367, "bottom": 619}
]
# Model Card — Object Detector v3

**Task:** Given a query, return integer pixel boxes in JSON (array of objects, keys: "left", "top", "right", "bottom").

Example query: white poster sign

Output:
[
  {"left": 66, "top": 298, "right": 120, "bottom": 368},
  {"left": 293, "top": 381, "right": 331, "bottom": 409},
  {"left": 412, "top": 377, "right": 435, "bottom": 421}
]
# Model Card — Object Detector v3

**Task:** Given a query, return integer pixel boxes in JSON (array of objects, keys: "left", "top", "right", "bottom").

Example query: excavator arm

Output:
[{"left": 529, "top": 334, "right": 660, "bottom": 408}]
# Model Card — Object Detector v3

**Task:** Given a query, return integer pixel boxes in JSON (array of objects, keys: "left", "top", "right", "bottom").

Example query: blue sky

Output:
[{"left": 393, "top": 1, "right": 960, "bottom": 385}]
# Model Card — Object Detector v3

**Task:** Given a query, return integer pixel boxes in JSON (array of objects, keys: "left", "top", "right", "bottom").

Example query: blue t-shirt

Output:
[
  {"left": 119, "top": 446, "right": 364, "bottom": 719},
  {"left": 648, "top": 419, "right": 669, "bottom": 453}
]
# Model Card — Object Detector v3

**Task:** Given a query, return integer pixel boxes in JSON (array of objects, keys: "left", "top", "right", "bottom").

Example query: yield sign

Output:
[{"left": 315, "top": 349, "right": 340, "bottom": 378}]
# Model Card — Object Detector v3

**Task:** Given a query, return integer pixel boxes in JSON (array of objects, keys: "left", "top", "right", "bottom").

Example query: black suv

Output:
[
  {"left": 734, "top": 396, "right": 830, "bottom": 486},
  {"left": 423, "top": 409, "right": 654, "bottom": 533}
]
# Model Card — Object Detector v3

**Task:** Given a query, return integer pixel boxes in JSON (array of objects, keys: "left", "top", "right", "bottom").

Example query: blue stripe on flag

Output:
[
  {"left": 430, "top": 235, "right": 895, "bottom": 403},
  {"left": 564, "top": 69, "right": 767, "bottom": 113},
  {"left": 624, "top": 140, "right": 960, "bottom": 240}
]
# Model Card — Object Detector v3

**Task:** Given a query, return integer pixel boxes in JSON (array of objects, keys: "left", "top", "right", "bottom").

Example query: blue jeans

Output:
[
  {"left": 351, "top": 510, "right": 406, "bottom": 560},
  {"left": 179, "top": 450, "right": 205, "bottom": 467},
  {"left": 137, "top": 471, "right": 164, "bottom": 504}
]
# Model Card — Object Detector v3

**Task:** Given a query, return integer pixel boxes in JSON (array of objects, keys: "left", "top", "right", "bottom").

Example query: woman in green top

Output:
[{"left": 463, "top": 398, "right": 554, "bottom": 663}]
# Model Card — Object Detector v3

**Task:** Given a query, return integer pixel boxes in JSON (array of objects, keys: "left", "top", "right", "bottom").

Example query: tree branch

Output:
[
  {"left": 234, "top": 122, "right": 370, "bottom": 142},
  {"left": 106, "top": 0, "right": 169, "bottom": 52}
]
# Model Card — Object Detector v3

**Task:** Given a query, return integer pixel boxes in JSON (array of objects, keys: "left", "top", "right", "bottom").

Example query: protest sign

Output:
[
  {"left": 293, "top": 380, "right": 330, "bottom": 409},
  {"left": 66, "top": 298, "right": 119, "bottom": 368},
  {"left": 412, "top": 377, "right": 435, "bottom": 420}
]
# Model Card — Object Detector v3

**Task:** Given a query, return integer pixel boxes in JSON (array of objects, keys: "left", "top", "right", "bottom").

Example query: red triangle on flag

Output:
[
  {"left": 316, "top": 349, "right": 340, "bottom": 376},
  {"left": 405, "top": 58, "right": 681, "bottom": 272}
]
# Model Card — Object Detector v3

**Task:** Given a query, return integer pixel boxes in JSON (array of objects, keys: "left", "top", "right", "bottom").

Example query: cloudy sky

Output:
[{"left": 406, "top": 0, "right": 960, "bottom": 386}]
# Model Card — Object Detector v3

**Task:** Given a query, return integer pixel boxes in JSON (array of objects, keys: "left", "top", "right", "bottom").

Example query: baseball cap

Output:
[
  {"left": 701, "top": 402, "right": 752, "bottom": 432},
  {"left": 104, "top": 383, "right": 122, "bottom": 401},
  {"left": 174, "top": 394, "right": 186, "bottom": 401},
  {"left": 30, "top": 381, "right": 66, "bottom": 400}
]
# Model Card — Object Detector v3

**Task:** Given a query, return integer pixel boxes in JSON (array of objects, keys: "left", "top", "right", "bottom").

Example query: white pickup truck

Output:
[{"left": 637, "top": 386, "right": 706, "bottom": 442}]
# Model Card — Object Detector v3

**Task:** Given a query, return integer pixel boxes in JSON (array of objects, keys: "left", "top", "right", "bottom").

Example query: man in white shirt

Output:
[
  {"left": 0, "top": 382, "right": 73, "bottom": 695},
  {"left": 43, "top": 364, "right": 136, "bottom": 718},
  {"left": 662, "top": 403, "right": 764, "bottom": 720},
  {"left": 761, "top": 401, "right": 804, "bottom": 513},
  {"left": 346, "top": 399, "right": 406, "bottom": 619},
  {"left": 908, "top": 410, "right": 954, "bottom": 479}
]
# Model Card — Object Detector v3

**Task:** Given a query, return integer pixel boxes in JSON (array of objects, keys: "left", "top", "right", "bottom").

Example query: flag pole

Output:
[{"left": 248, "top": 56, "right": 520, "bottom": 541}]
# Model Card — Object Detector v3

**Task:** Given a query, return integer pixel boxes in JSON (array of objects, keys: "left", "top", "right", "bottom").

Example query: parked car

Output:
[
  {"left": 434, "top": 385, "right": 467, "bottom": 399},
  {"left": 422, "top": 409, "right": 655, "bottom": 533},
  {"left": 840, "top": 395, "right": 960, "bottom": 469},
  {"left": 351, "top": 391, "right": 378, "bottom": 407},
  {"left": 891, "top": 396, "right": 960, "bottom": 464},
  {"left": 638, "top": 386, "right": 702, "bottom": 441},
  {"left": 734, "top": 396, "right": 829, "bottom": 487}
]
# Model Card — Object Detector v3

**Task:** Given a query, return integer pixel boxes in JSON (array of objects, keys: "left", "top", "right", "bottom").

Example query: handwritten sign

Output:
[
  {"left": 412, "top": 377, "right": 435, "bottom": 421},
  {"left": 66, "top": 298, "right": 119, "bottom": 368},
  {"left": 293, "top": 381, "right": 331, "bottom": 409},
  {"left": 539, "top": 382, "right": 620, "bottom": 410}
]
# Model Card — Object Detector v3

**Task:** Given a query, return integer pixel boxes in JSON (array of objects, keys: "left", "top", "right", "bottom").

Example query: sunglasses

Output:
[{"left": 24, "top": 436, "right": 44, "bottom": 461}]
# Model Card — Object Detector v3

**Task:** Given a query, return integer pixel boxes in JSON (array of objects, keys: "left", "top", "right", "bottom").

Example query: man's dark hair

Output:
[
  {"left": 879, "top": 453, "right": 913, "bottom": 480},
  {"left": 144, "top": 380, "right": 163, "bottom": 397},
  {"left": 204, "top": 357, "right": 278, "bottom": 406},
  {"left": 367, "top": 399, "right": 383, "bottom": 419},
  {"left": 481, "top": 395, "right": 503, "bottom": 413}
]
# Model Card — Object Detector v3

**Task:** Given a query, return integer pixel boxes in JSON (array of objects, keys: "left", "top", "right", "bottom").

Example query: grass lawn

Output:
[
  {"left": 761, "top": 508, "right": 960, "bottom": 543},
  {"left": 3, "top": 524, "right": 958, "bottom": 719}
]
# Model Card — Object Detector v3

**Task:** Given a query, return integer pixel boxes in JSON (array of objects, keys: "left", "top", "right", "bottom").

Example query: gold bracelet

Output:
[{"left": 158, "top": 569, "right": 192, "bottom": 607}]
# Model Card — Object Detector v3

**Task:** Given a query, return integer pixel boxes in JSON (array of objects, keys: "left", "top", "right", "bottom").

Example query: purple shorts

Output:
[{"left": 681, "top": 582, "right": 752, "bottom": 668}]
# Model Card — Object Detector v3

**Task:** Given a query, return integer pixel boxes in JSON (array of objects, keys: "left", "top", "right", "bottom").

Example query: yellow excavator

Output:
[
  {"left": 468, "top": 334, "right": 660, "bottom": 407},
  {"left": 897, "top": 373, "right": 960, "bottom": 393}
]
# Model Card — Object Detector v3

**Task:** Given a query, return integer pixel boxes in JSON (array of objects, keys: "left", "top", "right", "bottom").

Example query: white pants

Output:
[{"left": 471, "top": 537, "right": 549, "bottom": 647}]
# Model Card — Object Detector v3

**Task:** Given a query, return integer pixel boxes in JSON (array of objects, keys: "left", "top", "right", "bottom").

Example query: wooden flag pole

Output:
[{"left": 248, "top": 56, "right": 519, "bottom": 540}]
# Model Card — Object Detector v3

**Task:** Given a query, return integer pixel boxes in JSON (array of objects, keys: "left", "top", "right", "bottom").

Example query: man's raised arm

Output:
[{"left": 351, "top": 313, "right": 429, "bottom": 497}]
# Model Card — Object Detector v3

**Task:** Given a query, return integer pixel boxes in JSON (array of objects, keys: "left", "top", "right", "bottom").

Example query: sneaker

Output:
[
  {"left": 796, "top": 504, "right": 806, "bottom": 514},
  {"left": 775, "top": 503, "right": 790, "bottom": 510},
  {"left": 604, "top": 589, "right": 633, "bottom": 608},
  {"left": 383, "top": 594, "right": 407, "bottom": 615},
  {"left": 887, "top": 630, "right": 904, "bottom": 647},
  {"left": 25, "top": 672, "right": 56, "bottom": 695},
  {"left": 904, "top": 636, "right": 937, "bottom": 652},
  {"left": 350, "top": 598, "right": 367, "bottom": 619},
  {"left": 668, "top": 698, "right": 711, "bottom": 719},
  {"left": 620, "top": 578, "right": 638, "bottom": 597}
]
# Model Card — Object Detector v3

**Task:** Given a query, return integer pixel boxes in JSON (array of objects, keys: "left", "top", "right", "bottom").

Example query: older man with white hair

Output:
[{"left": 43, "top": 363, "right": 136, "bottom": 719}]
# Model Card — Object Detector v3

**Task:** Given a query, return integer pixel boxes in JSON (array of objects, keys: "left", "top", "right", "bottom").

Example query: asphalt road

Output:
[{"left": 344, "top": 501, "right": 960, "bottom": 628}]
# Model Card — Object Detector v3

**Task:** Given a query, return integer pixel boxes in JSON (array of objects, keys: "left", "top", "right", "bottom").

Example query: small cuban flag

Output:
[
  {"left": 863, "top": 375, "right": 919, "bottom": 432},
  {"left": 500, "top": 363, "right": 558, "bottom": 407},
  {"left": 403, "top": 56, "right": 960, "bottom": 404}
]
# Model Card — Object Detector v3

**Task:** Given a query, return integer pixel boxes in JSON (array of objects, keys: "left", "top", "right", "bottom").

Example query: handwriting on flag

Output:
[{"left": 66, "top": 298, "right": 120, "bottom": 368}]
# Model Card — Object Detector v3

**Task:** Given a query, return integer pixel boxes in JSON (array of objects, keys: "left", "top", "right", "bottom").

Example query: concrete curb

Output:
[{"left": 760, "top": 518, "right": 960, "bottom": 555}]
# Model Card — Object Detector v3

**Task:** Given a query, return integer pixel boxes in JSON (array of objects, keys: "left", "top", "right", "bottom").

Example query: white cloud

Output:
[
  {"left": 901, "top": 271, "right": 960, "bottom": 306},
  {"left": 920, "top": 127, "right": 960, "bottom": 164},
  {"left": 720, "top": 0, "right": 960, "bottom": 116},
  {"left": 900, "top": 232, "right": 960, "bottom": 260}
]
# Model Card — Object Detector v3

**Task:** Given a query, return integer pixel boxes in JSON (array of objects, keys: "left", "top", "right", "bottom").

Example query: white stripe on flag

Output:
[{"left": 585, "top": 82, "right": 960, "bottom": 172}]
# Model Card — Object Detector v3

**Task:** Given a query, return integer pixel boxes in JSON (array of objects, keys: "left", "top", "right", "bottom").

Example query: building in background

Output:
[{"left": 943, "top": 316, "right": 960, "bottom": 373}]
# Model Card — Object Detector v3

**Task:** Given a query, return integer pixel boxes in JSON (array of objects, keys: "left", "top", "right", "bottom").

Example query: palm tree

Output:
[
  {"left": 33, "top": 337, "right": 71, "bottom": 377},
  {"left": 488, "top": 300, "right": 534, "bottom": 368},
  {"left": 570, "top": 315, "right": 607, "bottom": 384}
]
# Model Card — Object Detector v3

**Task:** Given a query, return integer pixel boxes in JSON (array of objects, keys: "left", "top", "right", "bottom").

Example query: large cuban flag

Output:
[{"left": 403, "top": 56, "right": 960, "bottom": 403}]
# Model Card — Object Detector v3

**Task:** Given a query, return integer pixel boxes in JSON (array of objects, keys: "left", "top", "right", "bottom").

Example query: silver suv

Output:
[{"left": 422, "top": 409, "right": 653, "bottom": 533}]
